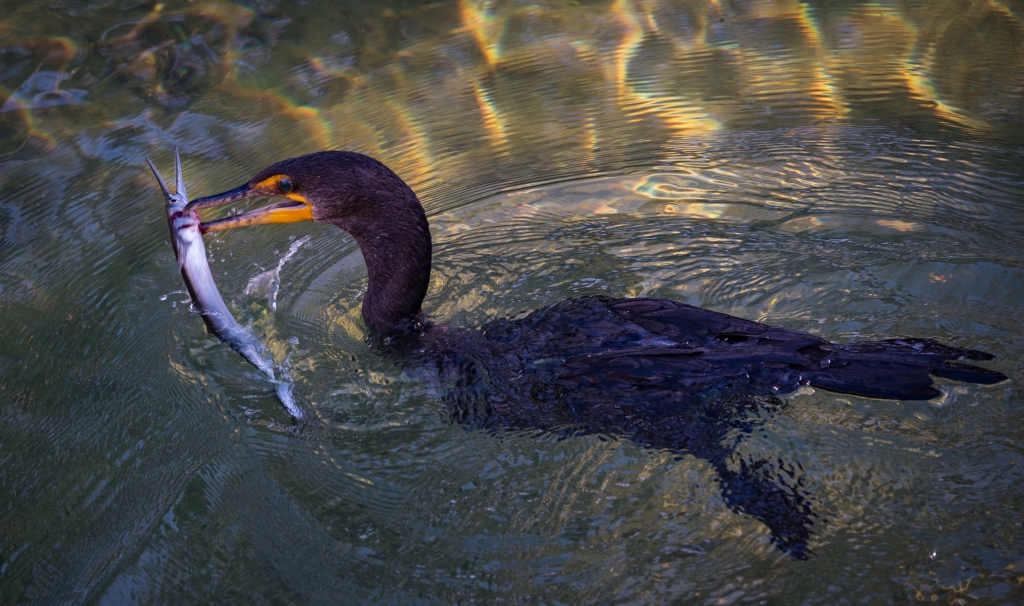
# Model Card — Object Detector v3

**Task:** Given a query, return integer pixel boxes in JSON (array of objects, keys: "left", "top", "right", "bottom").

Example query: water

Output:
[{"left": 1, "top": 0, "right": 1023, "bottom": 603}]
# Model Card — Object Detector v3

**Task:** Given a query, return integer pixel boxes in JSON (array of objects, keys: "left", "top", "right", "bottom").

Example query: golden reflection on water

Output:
[{"left": 2, "top": 0, "right": 1022, "bottom": 179}]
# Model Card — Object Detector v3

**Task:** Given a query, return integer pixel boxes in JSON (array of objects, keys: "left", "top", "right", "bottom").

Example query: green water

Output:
[{"left": 1, "top": 0, "right": 1023, "bottom": 603}]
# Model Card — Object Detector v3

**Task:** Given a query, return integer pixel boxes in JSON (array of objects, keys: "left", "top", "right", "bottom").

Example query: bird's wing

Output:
[{"left": 604, "top": 297, "right": 825, "bottom": 349}]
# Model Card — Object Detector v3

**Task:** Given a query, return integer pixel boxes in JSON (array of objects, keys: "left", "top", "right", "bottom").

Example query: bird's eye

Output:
[{"left": 279, "top": 177, "right": 293, "bottom": 193}]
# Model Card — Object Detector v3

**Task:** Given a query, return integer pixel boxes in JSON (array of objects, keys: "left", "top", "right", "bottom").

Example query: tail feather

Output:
[
  {"left": 805, "top": 338, "right": 1006, "bottom": 400},
  {"left": 878, "top": 338, "right": 995, "bottom": 361},
  {"left": 930, "top": 361, "right": 1007, "bottom": 385},
  {"left": 808, "top": 369, "right": 941, "bottom": 400}
]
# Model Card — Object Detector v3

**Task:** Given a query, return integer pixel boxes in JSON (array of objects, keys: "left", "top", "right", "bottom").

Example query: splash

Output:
[{"left": 245, "top": 235, "right": 312, "bottom": 312}]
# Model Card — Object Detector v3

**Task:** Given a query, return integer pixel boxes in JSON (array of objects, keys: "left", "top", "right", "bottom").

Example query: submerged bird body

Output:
[{"left": 187, "top": 150, "right": 1006, "bottom": 558}]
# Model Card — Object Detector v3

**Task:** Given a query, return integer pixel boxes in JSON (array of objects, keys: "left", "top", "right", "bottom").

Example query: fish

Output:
[{"left": 147, "top": 148, "right": 302, "bottom": 421}]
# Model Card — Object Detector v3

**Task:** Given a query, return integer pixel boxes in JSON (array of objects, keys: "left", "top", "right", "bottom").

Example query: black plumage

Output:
[{"left": 191, "top": 150, "right": 1007, "bottom": 558}]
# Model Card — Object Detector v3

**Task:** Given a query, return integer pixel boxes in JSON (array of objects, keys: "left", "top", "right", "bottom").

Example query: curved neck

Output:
[{"left": 327, "top": 193, "right": 432, "bottom": 332}]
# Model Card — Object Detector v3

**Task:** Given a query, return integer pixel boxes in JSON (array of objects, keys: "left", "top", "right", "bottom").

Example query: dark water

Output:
[{"left": 1, "top": 0, "right": 1023, "bottom": 603}]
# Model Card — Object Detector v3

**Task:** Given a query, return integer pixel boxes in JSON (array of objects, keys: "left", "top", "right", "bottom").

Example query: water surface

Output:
[{"left": 1, "top": 0, "right": 1023, "bottom": 603}]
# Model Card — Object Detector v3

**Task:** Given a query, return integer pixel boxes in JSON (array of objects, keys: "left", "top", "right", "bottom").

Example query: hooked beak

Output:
[{"left": 186, "top": 184, "right": 314, "bottom": 233}]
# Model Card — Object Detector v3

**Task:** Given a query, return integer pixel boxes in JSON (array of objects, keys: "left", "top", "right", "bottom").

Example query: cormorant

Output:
[{"left": 186, "top": 150, "right": 1006, "bottom": 558}]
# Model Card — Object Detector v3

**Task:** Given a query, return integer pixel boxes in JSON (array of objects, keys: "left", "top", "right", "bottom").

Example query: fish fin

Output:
[
  {"left": 146, "top": 157, "right": 172, "bottom": 199},
  {"left": 173, "top": 146, "right": 188, "bottom": 201}
]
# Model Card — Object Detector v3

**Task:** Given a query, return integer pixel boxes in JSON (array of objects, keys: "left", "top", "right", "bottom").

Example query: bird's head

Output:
[
  {"left": 186, "top": 150, "right": 432, "bottom": 331},
  {"left": 187, "top": 151, "right": 420, "bottom": 234}
]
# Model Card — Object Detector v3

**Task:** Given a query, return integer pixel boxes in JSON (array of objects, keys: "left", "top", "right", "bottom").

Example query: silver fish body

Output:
[{"left": 148, "top": 150, "right": 301, "bottom": 421}]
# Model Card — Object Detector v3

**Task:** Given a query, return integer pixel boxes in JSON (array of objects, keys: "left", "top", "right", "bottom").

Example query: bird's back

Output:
[
  {"left": 482, "top": 295, "right": 1005, "bottom": 405},
  {"left": 384, "top": 295, "right": 1005, "bottom": 558}
]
